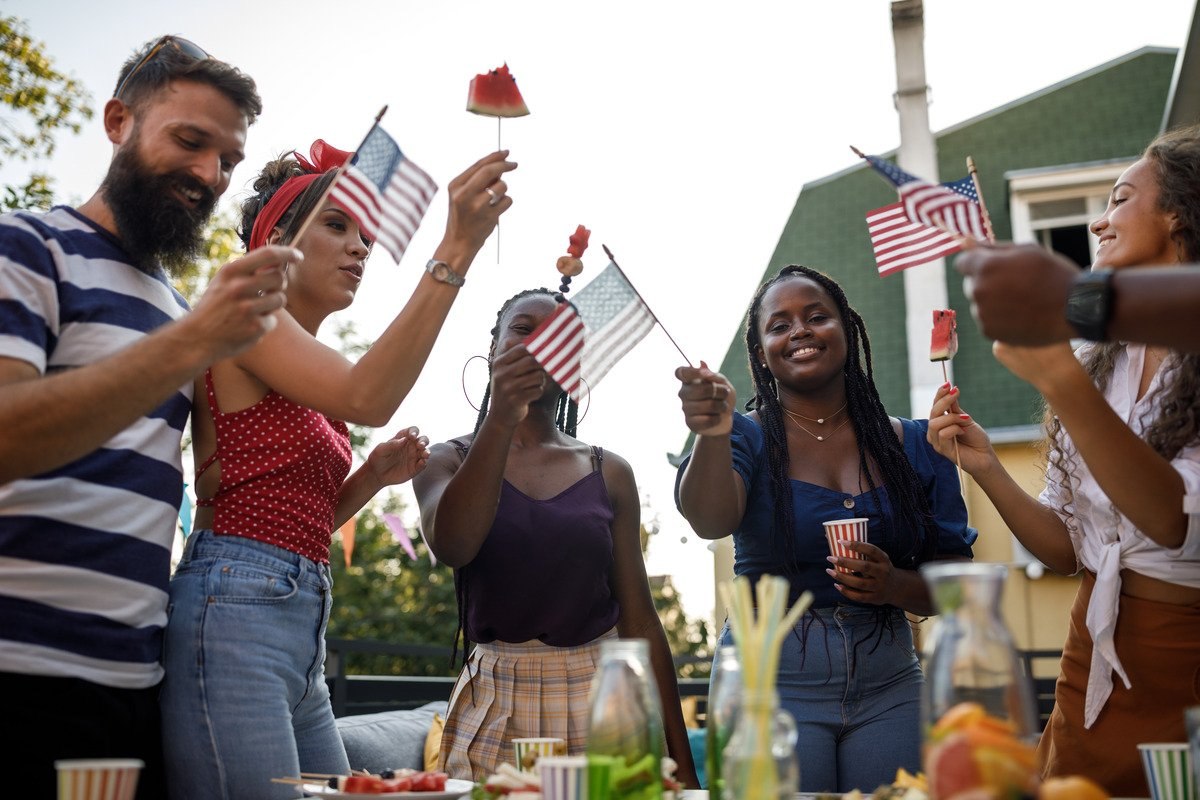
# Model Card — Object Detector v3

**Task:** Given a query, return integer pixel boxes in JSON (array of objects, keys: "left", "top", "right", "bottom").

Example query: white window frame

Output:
[{"left": 1008, "top": 160, "right": 1135, "bottom": 262}]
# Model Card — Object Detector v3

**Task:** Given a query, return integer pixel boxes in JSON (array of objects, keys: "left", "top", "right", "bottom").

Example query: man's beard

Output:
[{"left": 100, "top": 138, "right": 217, "bottom": 276}]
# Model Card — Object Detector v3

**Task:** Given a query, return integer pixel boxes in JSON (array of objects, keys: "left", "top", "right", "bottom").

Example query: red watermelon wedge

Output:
[
  {"left": 930, "top": 309, "right": 958, "bottom": 362},
  {"left": 467, "top": 63, "right": 530, "bottom": 118}
]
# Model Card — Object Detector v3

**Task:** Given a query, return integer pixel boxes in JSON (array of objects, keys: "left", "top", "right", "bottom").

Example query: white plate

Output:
[{"left": 298, "top": 778, "right": 474, "bottom": 799}]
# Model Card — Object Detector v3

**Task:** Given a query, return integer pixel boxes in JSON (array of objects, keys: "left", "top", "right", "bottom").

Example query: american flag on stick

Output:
[
  {"left": 325, "top": 116, "right": 437, "bottom": 264},
  {"left": 524, "top": 258, "right": 658, "bottom": 403},
  {"left": 857, "top": 150, "right": 988, "bottom": 275}
]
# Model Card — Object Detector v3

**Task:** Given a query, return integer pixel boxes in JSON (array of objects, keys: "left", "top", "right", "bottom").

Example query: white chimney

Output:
[{"left": 891, "top": 0, "right": 951, "bottom": 416}]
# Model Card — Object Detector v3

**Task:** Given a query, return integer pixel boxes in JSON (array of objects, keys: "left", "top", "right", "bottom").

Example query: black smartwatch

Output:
[{"left": 1065, "top": 269, "right": 1115, "bottom": 341}]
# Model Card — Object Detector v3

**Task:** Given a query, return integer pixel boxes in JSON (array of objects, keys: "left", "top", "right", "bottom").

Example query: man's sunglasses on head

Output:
[{"left": 114, "top": 35, "right": 210, "bottom": 100}]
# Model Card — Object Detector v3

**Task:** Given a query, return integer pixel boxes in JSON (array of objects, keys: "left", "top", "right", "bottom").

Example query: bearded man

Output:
[{"left": 0, "top": 36, "right": 298, "bottom": 797}]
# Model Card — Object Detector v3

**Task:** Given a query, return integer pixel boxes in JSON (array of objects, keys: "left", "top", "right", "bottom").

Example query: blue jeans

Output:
[
  {"left": 160, "top": 530, "right": 350, "bottom": 799},
  {"left": 718, "top": 605, "right": 922, "bottom": 793}
]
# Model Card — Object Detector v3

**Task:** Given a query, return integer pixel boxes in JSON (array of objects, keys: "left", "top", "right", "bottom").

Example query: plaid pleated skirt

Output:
[{"left": 438, "top": 629, "right": 616, "bottom": 782}]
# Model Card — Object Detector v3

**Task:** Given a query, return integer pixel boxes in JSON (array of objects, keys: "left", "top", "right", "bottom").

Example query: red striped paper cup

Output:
[
  {"left": 822, "top": 518, "right": 869, "bottom": 573},
  {"left": 55, "top": 759, "right": 142, "bottom": 800}
]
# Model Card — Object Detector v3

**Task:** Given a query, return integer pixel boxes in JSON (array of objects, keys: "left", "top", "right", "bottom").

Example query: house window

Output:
[{"left": 1007, "top": 158, "right": 1135, "bottom": 268}]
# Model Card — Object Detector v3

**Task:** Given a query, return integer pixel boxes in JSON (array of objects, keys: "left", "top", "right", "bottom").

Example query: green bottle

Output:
[
  {"left": 705, "top": 645, "right": 740, "bottom": 797},
  {"left": 585, "top": 639, "right": 663, "bottom": 800}
]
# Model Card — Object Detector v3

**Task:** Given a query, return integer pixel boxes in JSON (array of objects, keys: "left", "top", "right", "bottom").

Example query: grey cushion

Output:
[{"left": 336, "top": 701, "right": 445, "bottom": 774}]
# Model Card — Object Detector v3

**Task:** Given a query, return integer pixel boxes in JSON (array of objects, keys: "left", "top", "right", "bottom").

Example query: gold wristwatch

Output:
[{"left": 425, "top": 259, "right": 465, "bottom": 287}]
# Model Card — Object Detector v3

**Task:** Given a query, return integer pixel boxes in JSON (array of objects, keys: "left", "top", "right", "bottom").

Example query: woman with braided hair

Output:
[
  {"left": 928, "top": 125, "right": 1200, "bottom": 797},
  {"left": 413, "top": 289, "right": 698, "bottom": 786},
  {"left": 675, "top": 265, "right": 975, "bottom": 793}
]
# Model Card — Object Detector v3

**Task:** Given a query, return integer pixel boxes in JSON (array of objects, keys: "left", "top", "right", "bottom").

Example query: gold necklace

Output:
[
  {"left": 785, "top": 414, "right": 851, "bottom": 442},
  {"left": 781, "top": 402, "right": 847, "bottom": 426}
]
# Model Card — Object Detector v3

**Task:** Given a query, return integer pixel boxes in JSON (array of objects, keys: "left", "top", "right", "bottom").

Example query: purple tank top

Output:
[{"left": 458, "top": 445, "right": 621, "bottom": 647}]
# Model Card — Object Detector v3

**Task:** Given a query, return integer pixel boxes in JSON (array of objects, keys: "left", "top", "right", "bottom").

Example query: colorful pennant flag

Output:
[
  {"left": 861, "top": 154, "right": 987, "bottom": 275},
  {"left": 328, "top": 124, "right": 437, "bottom": 264},
  {"left": 338, "top": 516, "right": 356, "bottom": 568},
  {"left": 524, "top": 262, "right": 656, "bottom": 403},
  {"left": 383, "top": 513, "right": 418, "bottom": 561}
]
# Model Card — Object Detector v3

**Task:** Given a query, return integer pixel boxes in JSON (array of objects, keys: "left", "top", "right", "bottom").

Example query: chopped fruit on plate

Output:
[{"left": 325, "top": 769, "right": 449, "bottom": 794}]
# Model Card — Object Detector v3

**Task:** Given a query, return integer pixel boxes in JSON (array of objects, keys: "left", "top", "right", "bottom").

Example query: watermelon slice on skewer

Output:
[
  {"left": 930, "top": 309, "right": 958, "bottom": 362},
  {"left": 467, "top": 63, "right": 530, "bottom": 117}
]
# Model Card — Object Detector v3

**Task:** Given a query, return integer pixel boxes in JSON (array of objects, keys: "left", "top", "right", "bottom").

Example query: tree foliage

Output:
[{"left": 1, "top": 16, "right": 94, "bottom": 211}]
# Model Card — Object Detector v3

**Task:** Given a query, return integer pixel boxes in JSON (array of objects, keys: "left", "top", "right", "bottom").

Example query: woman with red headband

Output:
[{"left": 159, "top": 141, "right": 516, "bottom": 800}]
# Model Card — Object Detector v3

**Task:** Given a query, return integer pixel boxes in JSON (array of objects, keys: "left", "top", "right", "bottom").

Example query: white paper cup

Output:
[
  {"left": 538, "top": 755, "right": 588, "bottom": 800},
  {"left": 822, "top": 518, "right": 869, "bottom": 573},
  {"left": 513, "top": 737, "right": 567, "bottom": 772},
  {"left": 1139, "top": 742, "right": 1197, "bottom": 800},
  {"left": 55, "top": 759, "right": 142, "bottom": 800}
]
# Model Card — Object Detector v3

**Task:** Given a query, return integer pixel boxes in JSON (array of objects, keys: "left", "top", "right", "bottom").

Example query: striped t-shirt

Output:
[{"left": 0, "top": 206, "right": 193, "bottom": 689}]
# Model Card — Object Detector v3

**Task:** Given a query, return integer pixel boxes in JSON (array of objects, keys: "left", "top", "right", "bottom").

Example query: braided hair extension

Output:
[
  {"left": 744, "top": 266, "right": 939, "bottom": 576},
  {"left": 449, "top": 288, "right": 581, "bottom": 669}
]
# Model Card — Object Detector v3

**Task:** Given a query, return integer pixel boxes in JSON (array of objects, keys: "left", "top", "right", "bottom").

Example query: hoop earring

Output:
[
  {"left": 461, "top": 354, "right": 490, "bottom": 412},
  {"left": 576, "top": 377, "right": 592, "bottom": 426}
]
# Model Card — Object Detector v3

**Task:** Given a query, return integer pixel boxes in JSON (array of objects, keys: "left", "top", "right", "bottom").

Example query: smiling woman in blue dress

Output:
[{"left": 674, "top": 265, "right": 975, "bottom": 794}]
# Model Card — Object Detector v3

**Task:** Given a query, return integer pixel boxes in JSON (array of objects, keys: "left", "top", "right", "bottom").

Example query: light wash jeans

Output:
[
  {"left": 718, "top": 605, "right": 922, "bottom": 794},
  {"left": 160, "top": 530, "right": 350, "bottom": 800}
]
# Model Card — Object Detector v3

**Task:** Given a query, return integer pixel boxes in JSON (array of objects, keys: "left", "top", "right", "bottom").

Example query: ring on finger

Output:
[{"left": 484, "top": 186, "right": 501, "bottom": 207}]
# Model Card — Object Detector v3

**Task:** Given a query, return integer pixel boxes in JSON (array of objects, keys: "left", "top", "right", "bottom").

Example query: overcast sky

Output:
[{"left": 5, "top": 0, "right": 1195, "bottom": 623}]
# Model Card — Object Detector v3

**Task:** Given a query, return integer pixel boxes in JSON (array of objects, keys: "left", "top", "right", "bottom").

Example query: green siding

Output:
[{"left": 703, "top": 48, "right": 1175, "bottom": 446}]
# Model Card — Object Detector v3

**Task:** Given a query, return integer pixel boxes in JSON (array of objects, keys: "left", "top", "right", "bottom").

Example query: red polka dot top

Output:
[{"left": 195, "top": 369, "right": 352, "bottom": 564}]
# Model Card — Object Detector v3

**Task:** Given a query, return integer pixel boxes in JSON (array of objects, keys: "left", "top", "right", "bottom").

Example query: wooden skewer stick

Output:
[{"left": 939, "top": 360, "right": 966, "bottom": 491}]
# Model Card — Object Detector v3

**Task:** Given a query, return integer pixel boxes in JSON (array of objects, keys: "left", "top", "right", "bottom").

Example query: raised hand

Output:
[
  {"left": 184, "top": 244, "right": 296, "bottom": 361},
  {"left": 366, "top": 427, "right": 432, "bottom": 487},
  {"left": 955, "top": 243, "right": 1078, "bottom": 344},
  {"left": 927, "top": 383, "right": 997, "bottom": 477},
  {"left": 487, "top": 343, "right": 549, "bottom": 428},
  {"left": 439, "top": 150, "right": 518, "bottom": 266},
  {"left": 675, "top": 360, "right": 735, "bottom": 436}
]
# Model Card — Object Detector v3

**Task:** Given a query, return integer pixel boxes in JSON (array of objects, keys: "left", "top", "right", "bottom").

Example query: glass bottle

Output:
[
  {"left": 705, "top": 645, "right": 741, "bottom": 795},
  {"left": 721, "top": 689, "right": 799, "bottom": 800},
  {"left": 586, "top": 639, "right": 663, "bottom": 800},
  {"left": 920, "top": 562, "right": 1039, "bottom": 800}
]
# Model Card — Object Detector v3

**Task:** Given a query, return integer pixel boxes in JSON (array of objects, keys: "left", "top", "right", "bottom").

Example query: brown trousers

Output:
[{"left": 1038, "top": 571, "right": 1200, "bottom": 797}]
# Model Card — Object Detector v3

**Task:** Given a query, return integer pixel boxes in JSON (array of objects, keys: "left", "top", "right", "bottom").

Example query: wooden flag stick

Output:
[
  {"left": 601, "top": 244, "right": 692, "bottom": 367},
  {"left": 966, "top": 156, "right": 995, "bottom": 243}
]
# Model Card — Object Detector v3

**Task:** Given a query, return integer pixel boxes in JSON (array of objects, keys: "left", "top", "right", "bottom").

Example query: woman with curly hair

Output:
[
  {"left": 674, "top": 265, "right": 975, "bottom": 793},
  {"left": 928, "top": 124, "right": 1200, "bottom": 797}
]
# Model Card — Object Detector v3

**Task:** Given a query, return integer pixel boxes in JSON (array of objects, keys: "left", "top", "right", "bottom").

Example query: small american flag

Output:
[
  {"left": 328, "top": 125, "right": 437, "bottom": 263},
  {"left": 863, "top": 155, "right": 986, "bottom": 275},
  {"left": 524, "top": 262, "right": 656, "bottom": 403},
  {"left": 866, "top": 202, "right": 962, "bottom": 276}
]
